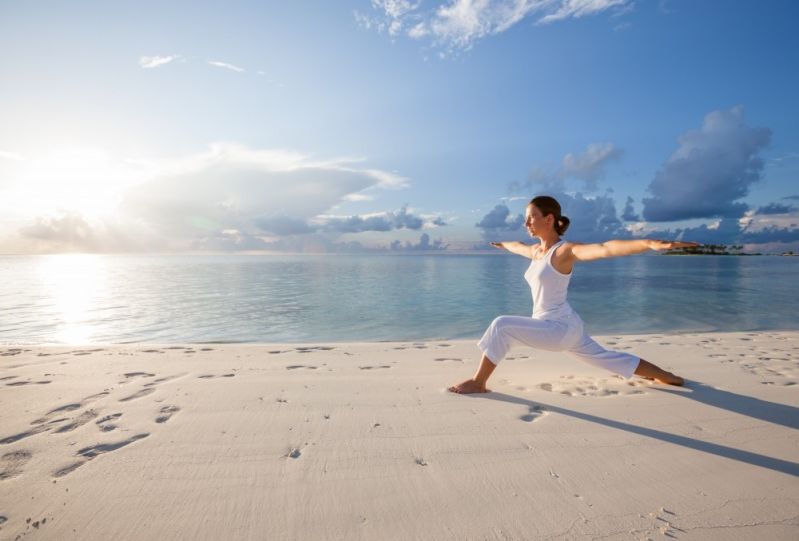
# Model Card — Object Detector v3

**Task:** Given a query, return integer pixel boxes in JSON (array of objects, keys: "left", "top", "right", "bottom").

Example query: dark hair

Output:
[{"left": 530, "top": 195, "right": 570, "bottom": 236}]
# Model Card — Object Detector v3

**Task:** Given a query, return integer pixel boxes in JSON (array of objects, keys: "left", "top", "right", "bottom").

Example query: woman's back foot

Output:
[{"left": 448, "top": 378, "right": 490, "bottom": 394}]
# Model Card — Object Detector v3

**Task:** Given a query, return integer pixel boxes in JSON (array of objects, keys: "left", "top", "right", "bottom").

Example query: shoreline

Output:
[
  {"left": 5, "top": 325, "right": 799, "bottom": 348},
  {"left": 1, "top": 331, "right": 797, "bottom": 540}
]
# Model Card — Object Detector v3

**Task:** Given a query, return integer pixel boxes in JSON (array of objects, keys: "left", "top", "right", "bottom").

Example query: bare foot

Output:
[
  {"left": 656, "top": 372, "right": 684, "bottom": 386},
  {"left": 640, "top": 372, "right": 684, "bottom": 386},
  {"left": 635, "top": 359, "right": 684, "bottom": 386},
  {"left": 448, "top": 378, "right": 490, "bottom": 394}
]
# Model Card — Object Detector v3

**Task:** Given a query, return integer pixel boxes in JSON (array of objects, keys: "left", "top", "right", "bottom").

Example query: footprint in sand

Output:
[
  {"left": 30, "top": 403, "right": 81, "bottom": 425},
  {"left": 359, "top": 365, "right": 391, "bottom": 370},
  {"left": 6, "top": 380, "right": 51, "bottom": 386},
  {"left": 295, "top": 346, "right": 334, "bottom": 354},
  {"left": 0, "top": 425, "right": 50, "bottom": 445},
  {"left": 123, "top": 372, "right": 155, "bottom": 379},
  {"left": 519, "top": 405, "right": 548, "bottom": 422},
  {"left": 1, "top": 405, "right": 79, "bottom": 444},
  {"left": 53, "top": 409, "right": 99, "bottom": 433},
  {"left": 96, "top": 413, "right": 122, "bottom": 432},
  {"left": 0, "top": 450, "right": 32, "bottom": 480},
  {"left": 0, "top": 375, "right": 19, "bottom": 381},
  {"left": 433, "top": 357, "right": 463, "bottom": 363},
  {"left": 53, "top": 433, "right": 150, "bottom": 477},
  {"left": 538, "top": 376, "right": 648, "bottom": 397},
  {"left": 285, "top": 365, "right": 318, "bottom": 370},
  {"left": 143, "top": 373, "right": 188, "bottom": 387},
  {"left": 155, "top": 405, "right": 180, "bottom": 424},
  {"left": 197, "top": 373, "right": 235, "bottom": 379},
  {"left": 119, "top": 387, "right": 156, "bottom": 402}
]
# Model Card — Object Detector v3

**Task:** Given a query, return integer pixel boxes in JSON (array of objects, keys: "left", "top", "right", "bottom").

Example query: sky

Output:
[{"left": 1, "top": 0, "right": 798, "bottom": 254}]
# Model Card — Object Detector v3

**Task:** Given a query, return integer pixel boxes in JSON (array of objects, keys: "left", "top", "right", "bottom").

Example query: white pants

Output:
[{"left": 477, "top": 314, "right": 640, "bottom": 379}]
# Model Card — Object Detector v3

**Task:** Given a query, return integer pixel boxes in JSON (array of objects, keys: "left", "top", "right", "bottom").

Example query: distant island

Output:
[
  {"left": 663, "top": 244, "right": 798, "bottom": 256},
  {"left": 663, "top": 244, "right": 761, "bottom": 256}
]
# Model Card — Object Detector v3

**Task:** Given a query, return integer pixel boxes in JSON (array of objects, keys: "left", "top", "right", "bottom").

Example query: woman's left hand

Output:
[{"left": 648, "top": 240, "right": 701, "bottom": 251}]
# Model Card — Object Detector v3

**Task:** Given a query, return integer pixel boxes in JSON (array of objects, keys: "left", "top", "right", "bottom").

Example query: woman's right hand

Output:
[{"left": 490, "top": 241, "right": 504, "bottom": 249}]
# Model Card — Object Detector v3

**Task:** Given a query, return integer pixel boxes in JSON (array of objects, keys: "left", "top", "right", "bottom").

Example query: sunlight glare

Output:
[
  {"left": 13, "top": 148, "right": 140, "bottom": 220},
  {"left": 37, "top": 254, "right": 107, "bottom": 344}
]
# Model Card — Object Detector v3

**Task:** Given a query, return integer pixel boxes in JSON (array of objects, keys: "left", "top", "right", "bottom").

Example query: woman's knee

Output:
[{"left": 491, "top": 315, "right": 513, "bottom": 329}]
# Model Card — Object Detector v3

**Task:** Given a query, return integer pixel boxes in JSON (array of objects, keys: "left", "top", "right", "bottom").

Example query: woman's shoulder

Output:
[{"left": 554, "top": 240, "right": 581, "bottom": 260}]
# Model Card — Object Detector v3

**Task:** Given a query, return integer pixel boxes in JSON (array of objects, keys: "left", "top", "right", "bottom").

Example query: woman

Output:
[{"left": 448, "top": 195, "right": 696, "bottom": 394}]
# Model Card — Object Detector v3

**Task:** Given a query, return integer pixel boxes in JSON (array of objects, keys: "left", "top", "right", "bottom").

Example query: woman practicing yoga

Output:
[{"left": 448, "top": 195, "right": 697, "bottom": 394}]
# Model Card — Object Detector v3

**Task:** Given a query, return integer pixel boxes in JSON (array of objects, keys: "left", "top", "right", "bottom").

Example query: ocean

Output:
[{"left": 1, "top": 254, "right": 797, "bottom": 345}]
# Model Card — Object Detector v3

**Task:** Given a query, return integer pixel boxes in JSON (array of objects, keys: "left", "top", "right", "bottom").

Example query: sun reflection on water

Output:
[{"left": 37, "top": 254, "right": 107, "bottom": 344}]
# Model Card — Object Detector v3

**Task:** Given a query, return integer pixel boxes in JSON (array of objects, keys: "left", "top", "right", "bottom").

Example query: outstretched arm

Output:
[
  {"left": 569, "top": 239, "right": 700, "bottom": 262},
  {"left": 490, "top": 241, "right": 534, "bottom": 258}
]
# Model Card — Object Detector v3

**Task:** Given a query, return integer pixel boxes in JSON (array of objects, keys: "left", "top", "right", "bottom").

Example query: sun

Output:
[{"left": 10, "top": 147, "right": 138, "bottom": 220}]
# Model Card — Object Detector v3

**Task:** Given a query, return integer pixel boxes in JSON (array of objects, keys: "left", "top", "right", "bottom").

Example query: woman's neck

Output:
[{"left": 537, "top": 234, "right": 561, "bottom": 252}]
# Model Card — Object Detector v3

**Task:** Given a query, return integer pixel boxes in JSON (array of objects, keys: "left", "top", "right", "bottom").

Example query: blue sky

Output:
[{"left": 1, "top": 0, "right": 797, "bottom": 254}]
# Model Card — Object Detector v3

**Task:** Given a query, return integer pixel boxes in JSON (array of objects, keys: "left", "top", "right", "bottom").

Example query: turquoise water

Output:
[{"left": 1, "top": 254, "right": 797, "bottom": 344}]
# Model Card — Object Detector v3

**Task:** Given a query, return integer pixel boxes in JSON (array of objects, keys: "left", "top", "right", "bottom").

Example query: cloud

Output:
[
  {"left": 342, "top": 193, "right": 374, "bottom": 202},
  {"left": 118, "top": 143, "right": 409, "bottom": 241},
  {"left": 550, "top": 191, "right": 631, "bottom": 241},
  {"left": 560, "top": 142, "right": 623, "bottom": 191},
  {"left": 16, "top": 211, "right": 152, "bottom": 253},
  {"left": 189, "top": 230, "right": 447, "bottom": 254},
  {"left": 139, "top": 55, "right": 182, "bottom": 69},
  {"left": 315, "top": 205, "right": 442, "bottom": 233},
  {"left": 782, "top": 195, "right": 799, "bottom": 201},
  {"left": 208, "top": 60, "right": 245, "bottom": 72},
  {"left": 0, "top": 150, "right": 24, "bottom": 161},
  {"left": 510, "top": 142, "right": 622, "bottom": 194},
  {"left": 641, "top": 105, "right": 771, "bottom": 222},
  {"left": 537, "top": 0, "right": 630, "bottom": 25},
  {"left": 390, "top": 232, "right": 447, "bottom": 251},
  {"left": 254, "top": 216, "right": 316, "bottom": 236},
  {"left": 756, "top": 202, "right": 796, "bottom": 215},
  {"left": 475, "top": 204, "right": 525, "bottom": 240},
  {"left": 476, "top": 191, "right": 633, "bottom": 243},
  {"left": 621, "top": 196, "right": 639, "bottom": 221},
  {"left": 4, "top": 143, "right": 420, "bottom": 253},
  {"left": 358, "top": 0, "right": 632, "bottom": 53}
]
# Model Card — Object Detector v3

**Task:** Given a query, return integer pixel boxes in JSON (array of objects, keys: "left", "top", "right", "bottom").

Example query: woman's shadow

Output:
[{"left": 471, "top": 380, "right": 799, "bottom": 477}]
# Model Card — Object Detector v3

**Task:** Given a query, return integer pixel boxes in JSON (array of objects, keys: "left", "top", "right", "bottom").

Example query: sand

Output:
[{"left": 1, "top": 331, "right": 797, "bottom": 540}]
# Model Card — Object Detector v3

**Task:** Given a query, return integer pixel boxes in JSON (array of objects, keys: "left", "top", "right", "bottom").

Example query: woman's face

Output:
[{"left": 525, "top": 204, "right": 549, "bottom": 237}]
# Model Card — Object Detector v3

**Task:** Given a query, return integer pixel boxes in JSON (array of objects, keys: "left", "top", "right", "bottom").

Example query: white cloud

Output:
[
  {"left": 343, "top": 193, "right": 375, "bottom": 202},
  {"left": 139, "top": 54, "right": 182, "bottom": 69},
  {"left": 510, "top": 141, "right": 623, "bottom": 193},
  {"left": 3, "top": 143, "right": 415, "bottom": 253},
  {"left": 208, "top": 60, "right": 245, "bottom": 73},
  {"left": 359, "top": 0, "right": 632, "bottom": 53},
  {"left": 0, "top": 150, "right": 24, "bottom": 161},
  {"left": 537, "top": 0, "right": 629, "bottom": 25},
  {"left": 408, "top": 22, "right": 430, "bottom": 38}
]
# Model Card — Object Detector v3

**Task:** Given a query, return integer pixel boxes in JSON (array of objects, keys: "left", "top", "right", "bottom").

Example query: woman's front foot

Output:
[
  {"left": 635, "top": 359, "right": 684, "bottom": 386},
  {"left": 448, "top": 378, "right": 490, "bottom": 394}
]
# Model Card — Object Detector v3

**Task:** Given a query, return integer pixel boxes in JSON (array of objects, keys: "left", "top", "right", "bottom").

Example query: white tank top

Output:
[{"left": 524, "top": 240, "right": 575, "bottom": 321}]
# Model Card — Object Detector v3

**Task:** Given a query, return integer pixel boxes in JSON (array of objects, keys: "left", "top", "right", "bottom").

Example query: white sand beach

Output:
[{"left": 1, "top": 331, "right": 797, "bottom": 540}]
